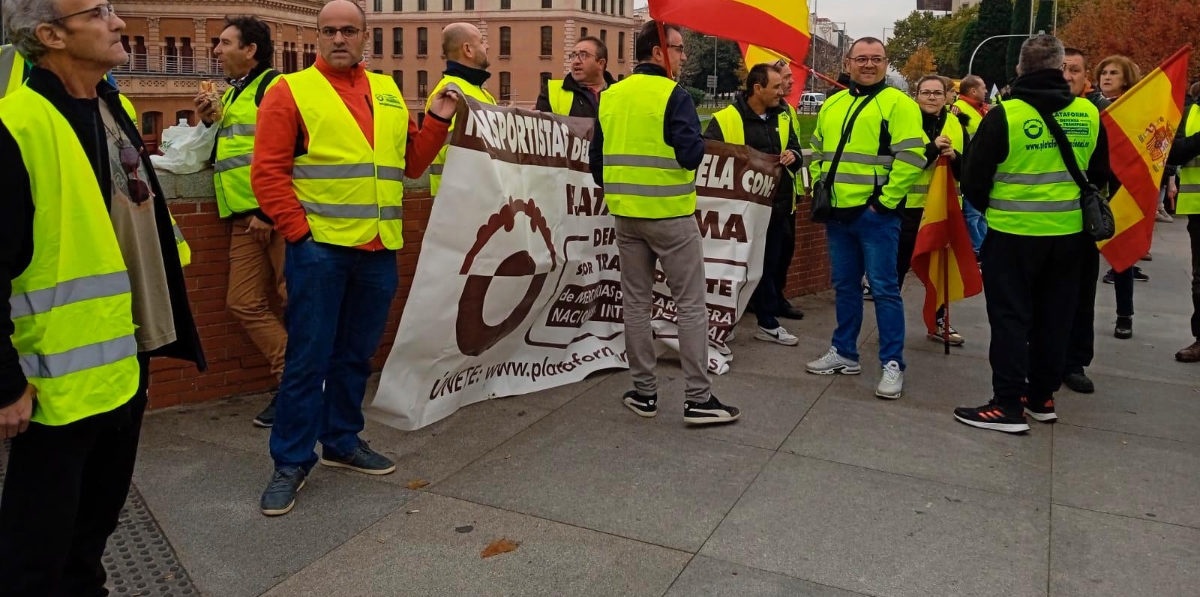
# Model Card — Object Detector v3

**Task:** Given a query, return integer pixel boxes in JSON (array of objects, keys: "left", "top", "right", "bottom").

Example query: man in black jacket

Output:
[
  {"left": 704, "top": 64, "right": 803, "bottom": 346},
  {"left": 535, "top": 36, "right": 615, "bottom": 118},
  {"left": 0, "top": 2, "right": 205, "bottom": 594}
]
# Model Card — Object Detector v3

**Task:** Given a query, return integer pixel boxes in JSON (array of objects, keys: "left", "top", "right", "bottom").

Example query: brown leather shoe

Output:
[{"left": 1176, "top": 341, "right": 1200, "bottom": 363}]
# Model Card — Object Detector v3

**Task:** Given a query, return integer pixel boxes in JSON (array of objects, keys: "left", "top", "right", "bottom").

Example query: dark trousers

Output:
[
  {"left": 0, "top": 355, "right": 150, "bottom": 597},
  {"left": 1112, "top": 266, "right": 1135, "bottom": 317},
  {"left": 1065, "top": 242, "right": 1101, "bottom": 373},
  {"left": 983, "top": 231, "right": 1085, "bottom": 414},
  {"left": 1191, "top": 216, "right": 1200, "bottom": 339},
  {"left": 752, "top": 207, "right": 796, "bottom": 330},
  {"left": 896, "top": 207, "right": 946, "bottom": 321}
]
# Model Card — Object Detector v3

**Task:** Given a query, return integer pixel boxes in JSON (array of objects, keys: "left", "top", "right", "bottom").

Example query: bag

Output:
[
  {"left": 810, "top": 92, "right": 878, "bottom": 223},
  {"left": 150, "top": 120, "right": 220, "bottom": 174},
  {"left": 1034, "top": 104, "right": 1115, "bottom": 241}
]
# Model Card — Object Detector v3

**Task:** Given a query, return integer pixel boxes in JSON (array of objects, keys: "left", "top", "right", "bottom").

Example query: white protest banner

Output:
[{"left": 368, "top": 97, "right": 781, "bottom": 430}]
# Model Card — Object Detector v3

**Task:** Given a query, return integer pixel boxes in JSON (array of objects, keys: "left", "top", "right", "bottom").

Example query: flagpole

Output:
[
  {"left": 657, "top": 20, "right": 672, "bottom": 80},
  {"left": 941, "top": 247, "right": 950, "bottom": 355}
]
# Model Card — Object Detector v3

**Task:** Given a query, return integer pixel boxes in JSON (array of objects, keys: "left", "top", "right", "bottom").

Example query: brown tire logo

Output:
[{"left": 456, "top": 198, "right": 558, "bottom": 356}]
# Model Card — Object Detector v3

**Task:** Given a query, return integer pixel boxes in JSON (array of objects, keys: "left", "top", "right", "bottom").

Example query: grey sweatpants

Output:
[{"left": 614, "top": 214, "right": 712, "bottom": 401}]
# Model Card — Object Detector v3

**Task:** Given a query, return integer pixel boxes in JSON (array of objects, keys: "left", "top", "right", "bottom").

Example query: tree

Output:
[
  {"left": 901, "top": 45, "right": 939, "bottom": 89},
  {"left": 885, "top": 4, "right": 978, "bottom": 80},
  {"left": 886, "top": 10, "right": 941, "bottom": 73},
  {"left": 958, "top": 0, "right": 1013, "bottom": 90},
  {"left": 930, "top": 3, "right": 978, "bottom": 79},
  {"left": 680, "top": 30, "right": 746, "bottom": 96},
  {"left": 1007, "top": 0, "right": 1055, "bottom": 79},
  {"left": 1059, "top": 0, "right": 1200, "bottom": 82}
]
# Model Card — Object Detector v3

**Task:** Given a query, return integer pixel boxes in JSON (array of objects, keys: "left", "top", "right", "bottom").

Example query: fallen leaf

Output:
[
  {"left": 482, "top": 538, "right": 520, "bottom": 559},
  {"left": 407, "top": 479, "right": 430, "bottom": 490},
  {"left": 456, "top": 525, "right": 475, "bottom": 534}
]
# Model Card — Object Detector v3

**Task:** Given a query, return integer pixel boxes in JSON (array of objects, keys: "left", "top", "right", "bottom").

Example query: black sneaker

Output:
[
  {"left": 319, "top": 439, "right": 396, "bottom": 476},
  {"left": 260, "top": 467, "right": 307, "bottom": 516},
  {"left": 1021, "top": 396, "right": 1058, "bottom": 423},
  {"left": 953, "top": 404, "right": 1030, "bottom": 434},
  {"left": 684, "top": 395, "right": 740, "bottom": 425},
  {"left": 1062, "top": 371, "right": 1095, "bottom": 394},
  {"left": 863, "top": 283, "right": 874, "bottom": 301},
  {"left": 1133, "top": 267, "right": 1149, "bottom": 282},
  {"left": 1114, "top": 316, "right": 1133, "bottom": 340},
  {"left": 778, "top": 305, "right": 805, "bottom": 320},
  {"left": 622, "top": 390, "right": 658, "bottom": 418},
  {"left": 252, "top": 395, "right": 277, "bottom": 428},
  {"left": 1102, "top": 270, "right": 1115, "bottom": 284}
]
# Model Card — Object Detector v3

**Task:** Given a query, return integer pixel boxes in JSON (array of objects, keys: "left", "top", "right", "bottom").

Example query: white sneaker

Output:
[
  {"left": 806, "top": 347, "right": 861, "bottom": 375},
  {"left": 712, "top": 342, "right": 733, "bottom": 356},
  {"left": 876, "top": 361, "right": 904, "bottom": 400},
  {"left": 754, "top": 326, "right": 799, "bottom": 346}
]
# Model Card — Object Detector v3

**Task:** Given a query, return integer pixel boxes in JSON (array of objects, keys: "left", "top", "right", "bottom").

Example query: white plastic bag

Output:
[{"left": 150, "top": 121, "right": 219, "bottom": 174}]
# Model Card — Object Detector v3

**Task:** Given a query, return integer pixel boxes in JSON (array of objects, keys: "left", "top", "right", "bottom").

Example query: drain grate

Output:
[{"left": 2, "top": 439, "right": 200, "bottom": 595}]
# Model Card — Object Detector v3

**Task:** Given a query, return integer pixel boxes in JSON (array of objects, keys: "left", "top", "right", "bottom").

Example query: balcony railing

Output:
[{"left": 112, "top": 54, "right": 224, "bottom": 77}]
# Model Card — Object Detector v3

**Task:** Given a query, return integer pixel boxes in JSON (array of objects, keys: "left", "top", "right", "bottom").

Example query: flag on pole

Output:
[
  {"left": 910, "top": 158, "right": 983, "bottom": 336},
  {"left": 648, "top": 0, "right": 811, "bottom": 65},
  {"left": 1096, "top": 45, "right": 1192, "bottom": 273},
  {"left": 739, "top": 42, "right": 805, "bottom": 106}
]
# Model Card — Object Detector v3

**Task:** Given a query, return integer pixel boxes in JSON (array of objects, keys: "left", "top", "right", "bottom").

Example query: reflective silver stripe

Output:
[
  {"left": 838, "top": 153, "right": 893, "bottom": 166},
  {"left": 990, "top": 198, "right": 1080, "bottom": 212},
  {"left": 810, "top": 151, "right": 826, "bottom": 162},
  {"left": 292, "top": 163, "right": 376, "bottom": 179},
  {"left": 1178, "top": 184, "right": 1200, "bottom": 194},
  {"left": 172, "top": 224, "right": 185, "bottom": 244},
  {"left": 834, "top": 173, "right": 887, "bottom": 185},
  {"left": 380, "top": 206, "right": 404, "bottom": 220},
  {"left": 0, "top": 45, "right": 18, "bottom": 96},
  {"left": 19, "top": 335, "right": 137, "bottom": 379},
  {"left": 809, "top": 135, "right": 822, "bottom": 148},
  {"left": 1187, "top": 158, "right": 1200, "bottom": 168},
  {"left": 894, "top": 152, "right": 927, "bottom": 168},
  {"left": 603, "top": 155, "right": 681, "bottom": 169},
  {"left": 377, "top": 166, "right": 405, "bottom": 182},
  {"left": 10, "top": 272, "right": 131, "bottom": 319},
  {"left": 297, "top": 201, "right": 380, "bottom": 219},
  {"left": 909, "top": 185, "right": 930, "bottom": 195},
  {"left": 218, "top": 123, "right": 256, "bottom": 138},
  {"left": 994, "top": 172, "right": 1075, "bottom": 185},
  {"left": 890, "top": 138, "right": 925, "bottom": 152},
  {"left": 429, "top": 164, "right": 445, "bottom": 175},
  {"left": 214, "top": 153, "right": 252, "bottom": 173},
  {"left": 603, "top": 181, "right": 697, "bottom": 197}
]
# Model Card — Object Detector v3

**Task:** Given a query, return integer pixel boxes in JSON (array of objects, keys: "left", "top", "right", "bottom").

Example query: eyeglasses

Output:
[
  {"left": 667, "top": 44, "right": 685, "bottom": 52},
  {"left": 119, "top": 145, "right": 152, "bottom": 205},
  {"left": 53, "top": 2, "right": 116, "bottom": 23},
  {"left": 851, "top": 56, "right": 887, "bottom": 66},
  {"left": 918, "top": 90, "right": 946, "bottom": 98},
  {"left": 568, "top": 51, "right": 594, "bottom": 61},
  {"left": 320, "top": 26, "right": 362, "bottom": 39}
]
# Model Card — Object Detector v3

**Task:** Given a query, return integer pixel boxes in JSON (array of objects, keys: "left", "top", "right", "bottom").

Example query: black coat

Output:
[
  {"left": 703, "top": 94, "right": 803, "bottom": 207},
  {"left": 535, "top": 71, "right": 617, "bottom": 119}
]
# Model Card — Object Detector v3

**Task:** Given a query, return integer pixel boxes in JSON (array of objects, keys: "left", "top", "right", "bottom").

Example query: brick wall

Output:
[{"left": 151, "top": 177, "right": 830, "bottom": 409}]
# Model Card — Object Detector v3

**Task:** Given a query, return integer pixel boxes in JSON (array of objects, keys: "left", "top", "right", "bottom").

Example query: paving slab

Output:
[
  {"left": 261, "top": 492, "right": 690, "bottom": 597},
  {"left": 701, "top": 453, "right": 1050, "bottom": 597},
  {"left": 1055, "top": 371, "right": 1200, "bottom": 445},
  {"left": 1051, "top": 504, "right": 1200, "bottom": 597},
  {"left": 1052, "top": 424, "right": 1200, "bottom": 529},
  {"left": 133, "top": 434, "right": 415, "bottom": 597},
  {"left": 432, "top": 409, "right": 774, "bottom": 552},
  {"left": 664, "top": 556, "right": 871, "bottom": 597}
]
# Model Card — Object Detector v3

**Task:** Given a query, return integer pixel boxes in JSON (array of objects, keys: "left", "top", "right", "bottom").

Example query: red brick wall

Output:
[{"left": 152, "top": 192, "right": 830, "bottom": 409}]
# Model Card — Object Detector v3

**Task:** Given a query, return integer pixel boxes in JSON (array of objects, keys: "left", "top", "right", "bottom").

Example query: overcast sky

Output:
[{"left": 632, "top": 0, "right": 919, "bottom": 44}]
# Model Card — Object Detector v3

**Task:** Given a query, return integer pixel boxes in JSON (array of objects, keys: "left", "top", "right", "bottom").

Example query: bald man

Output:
[{"left": 427, "top": 22, "right": 496, "bottom": 196}]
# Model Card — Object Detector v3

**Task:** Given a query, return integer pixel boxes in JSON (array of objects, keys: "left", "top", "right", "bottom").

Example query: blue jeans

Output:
[
  {"left": 962, "top": 199, "right": 988, "bottom": 255},
  {"left": 827, "top": 208, "right": 905, "bottom": 369},
  {"left": 269, "top": 240, "right": 399, "bottom": 471}
]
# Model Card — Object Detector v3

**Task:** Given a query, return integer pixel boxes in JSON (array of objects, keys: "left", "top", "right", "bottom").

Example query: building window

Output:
[
  {"left": 180, "top": 38, "right": 195, "bottom": 73},
  {"left": 542, "top": 0, "right": 552, "bottom": 7},
  {"left": 600, "top": 29, "right": 606, "bottom": 44},
  {"left": 305, "top": 45, "right": 316, "bottom": 67},
  {"left": 393, "top": 70, "right": 403, "bottom": 93},
  {"left": 501, "top": 0, "right": 511, "bottom": 8},
  {"left": 580, "top": 27, "right": 588, "bottom": 37},
  {"left": 465, "top": 0, "right": 474, "bottom": 8},
  {"left": 418, "top": 0, "right": 427, "bottom": 11},
  {"left": 591, "top": 0, "right": 596, "bottom": 11},
  {"left": 443, "top": 0, "right": 452, "bottom": 9},
  {"left": 499, "top": 27, "right": 511, "bottom": 57},
  {"left": 499, "top": 72, "right": 511, "bottom": 101},
  {"left": 176, "top": 110, "right": 195, "bottom": 126},
  {"left": 417, "top": 27, "right": 428, "bottom": 55},
  {"left": 164, "top": 37, "right": 178, "bottom": 73},
  {"left": 540, "top": 27, "right": 552, "bottom": 56},
  {"left": 619, "top": 0, "right": 624, "bottom": 16},
  {"left": 394, "top": 0, "right": 402, "bottom": 10},
  {"left": 540, "top": 72, "right": 552, "bottom": 88},
  {"left": 580, "top": 0, "right": 586, "bottom": 9},
  {"left": 601, "top": 0, "right": 606, "bottom": 12},
  {"left": 142, "top": 111, "right": 162, "bottom": 136},
  {"left": 372, "top": 28, "right": 383, "bottom": 56},
  {"left": 418, "top": 70, "right": 428, "bottom": 98},
  {"left": 133, "top": 36, "right": 147, "bottom": 70},
  {"left": 618, "top": 31, "right": 625, "bottom": 60},
  {"left": 374, "top": 0, "right": 382, "bottom": 10},
  {"left": 393, "top": 27, "right": 403, "bottom": 55}
]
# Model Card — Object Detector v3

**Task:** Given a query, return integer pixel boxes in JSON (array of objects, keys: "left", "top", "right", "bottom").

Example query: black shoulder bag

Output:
[
  {"left": 1034, "top": 104, "right": 1115, "bottom": 241},
  {"left": 810, "top": 95, "right": 876, "bottom": 223}
]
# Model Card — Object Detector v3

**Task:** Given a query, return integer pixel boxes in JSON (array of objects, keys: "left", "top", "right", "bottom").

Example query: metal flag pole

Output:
[{"left": 942, "top": 247, "right": 950, "bottom": 355}]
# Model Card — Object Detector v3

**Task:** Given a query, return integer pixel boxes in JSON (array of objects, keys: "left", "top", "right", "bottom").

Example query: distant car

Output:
[{"left": 800, "top": 92, "right": 826, "bottom": 113}]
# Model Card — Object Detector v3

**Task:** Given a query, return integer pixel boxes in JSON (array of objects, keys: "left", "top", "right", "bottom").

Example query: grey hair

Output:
[
  {"left": 3, "top": 0, "right": 60, "bottom": 63},
  {"left": 1017, "top": 34, "right": 1065, "bottom": 76}
]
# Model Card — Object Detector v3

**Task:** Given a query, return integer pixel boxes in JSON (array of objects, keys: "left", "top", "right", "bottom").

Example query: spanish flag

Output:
[
  {"left": 1097, "top": 45, "right": 1192, "bottom": 273},
  {"left": 911, "top": 158, "right": 983, "bottom": 336},
  {"left": 649, "top": 0, "right": 811, "bottom": 65},
  {"left": 739, "top": 43, "right": 805, "bottom": 106}
]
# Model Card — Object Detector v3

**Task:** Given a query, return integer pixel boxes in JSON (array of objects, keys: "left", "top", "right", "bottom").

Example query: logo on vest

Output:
[
  {"left": 374, "top": 93, "right": 405, "bottom": 109},
  {"left": 1023, "top": 118, "right": 1044, "bottom": 140}
]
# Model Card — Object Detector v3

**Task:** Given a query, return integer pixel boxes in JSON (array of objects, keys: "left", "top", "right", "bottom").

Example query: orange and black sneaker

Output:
[
  {"left": 1021, "top": 396, "right": 1058, "bottom": 423},
  {"left": 953, "top": 404, "right": 1030, "bottom": 434}
]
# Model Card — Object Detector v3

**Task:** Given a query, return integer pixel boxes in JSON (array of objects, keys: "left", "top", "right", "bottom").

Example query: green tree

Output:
[
  {"left": 959, "top": 0, "right": 1013, "bottom": 89},
  {"left": 680, "top": 30, "right": 746, "bottom": 96},
  {"left": 1007, "top": 0, "right": 1055, "bottom": 79},
  {"left": 929, "top": 3, "right": 978, "bottom": 78},
  {"left": 885, "top": 10, "right": 941, "bottom": 72}
]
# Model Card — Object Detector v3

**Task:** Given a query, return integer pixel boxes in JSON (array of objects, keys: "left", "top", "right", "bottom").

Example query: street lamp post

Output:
[
  {"left": 967, "top": 33, "right": 1038, "bottom": 76},
  {"left": 810, "top": 0, "right": 819, "bottom": 92}
]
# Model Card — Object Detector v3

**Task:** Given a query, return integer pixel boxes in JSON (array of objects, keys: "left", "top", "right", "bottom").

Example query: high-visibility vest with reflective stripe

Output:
[
  {"left": 713, "top": 103, "right": 798, "bottom": 207},
  {"left": 953, "top": 98, "right": 984, "bottom": 136},
  {"left": 907, "top": 110, "right": 965, "bottom": 208},
  {"left": 0, "top": 45, "right": 25, "bottom": 97},
  {"left": 118, "top": 93, "right": 137, "bottom": 127},
  {"left": 288, "top": 67, "right": 408, "bottom": 249},
  {"left": 598, "top": 73, "right": 697, "bottom": 219},
  {"left": 426, "top": 75, "right": 496, "bottom": 196},
  {"left": 987, "top": 98, "right": 1099, "bottom": 236},
  {"left": 0, "top": 86, "right": 139, "bottom": 426},
  {"left": 546, "top": 80, "right": 574, "bottom": 116},
  {"left": 215, "top": 69, "right": 279, "bottom": 218},
  {"left": 1178, "top": 104, "right": 1200, "bottom": 215}
]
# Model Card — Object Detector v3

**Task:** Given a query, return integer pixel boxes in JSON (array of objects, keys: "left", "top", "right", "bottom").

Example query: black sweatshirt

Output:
[{"left": 703, "top": 94, "right": 803, "bottom": 207}]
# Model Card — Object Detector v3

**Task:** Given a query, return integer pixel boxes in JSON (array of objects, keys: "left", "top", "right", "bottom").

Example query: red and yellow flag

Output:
[
  {"left": 911, "top": 158, "right": 983, "bottom": 335},
  {"left": 649, "top": 0, "right": 811, "bottom": 65},
  {"left": 1097, "top": 45, "right": 1192, "bottom": 272},
  {"left": 739, "top": 43, "right": 805, "bottom": 106}
]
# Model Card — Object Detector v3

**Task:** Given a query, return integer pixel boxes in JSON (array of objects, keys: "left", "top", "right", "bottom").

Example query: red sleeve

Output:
[
  {"left": 403, "top": 113, "right": 451, "bottom": 179},
  {"left": 251, "top": 79, "right": 311, "bottom": 243}
]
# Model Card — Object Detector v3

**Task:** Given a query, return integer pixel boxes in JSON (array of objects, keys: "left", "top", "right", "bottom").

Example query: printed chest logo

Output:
[
  {"left": 375, "top": 93, "right": 405, "bottom": 109},
  {"left": 1023, "top": 118, "right": 1045, "bottom": 140}
]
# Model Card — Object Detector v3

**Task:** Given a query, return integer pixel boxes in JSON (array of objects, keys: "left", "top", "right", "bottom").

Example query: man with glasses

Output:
[
  {"left": 591, "top": 20, "right": 741, "bottom": 425},
  {"left": 0, "top": 1, "right": 205, "bottom": 593},
  {"left": 428, "top": 22, "right": 494, "bottom": 196},
  {"left": 804, "top": 37, "right": 926, "bottom": 400},
  {"left": 251, "top": 0, "right": 459, "bottom": 516},
  {"left": 536, "top": 36, "right": 614, "bottom": 118}
]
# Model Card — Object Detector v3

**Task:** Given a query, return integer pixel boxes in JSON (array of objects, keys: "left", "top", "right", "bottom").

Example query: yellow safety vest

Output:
[
  {"left": 907, "top": 111, "right": 966, "bottom": 208},
  {"left": 1178, "top": 104, "right": 1200, "bottom": 215},
  {"left": 0, "top": 86, "right": 140, "bottom": 426},
  {"left": 953, "top": 98, "right": 985, "bottom": 136},
  {"left": 987, "top": 97, "right": 1099, "bottom": 236},
  {"left": 810, "top": 87, "right": 929, "bottom": 210},
  {"left": 598, "top": 73, "right": 697, "bottom": 219},
  {"left": 546, "top": 80, "right": 575, "bottom": 116},
  {"left": 713, "top": 103, "right": 797, "bottom": 207},
  {"left": 214, "top": 69, "right": 279, "bottom": 218},
  {"left": 287, "top": 66, "right": 408, "bottom": 249},
  {"left": 426, "top": 74, "right": 496, "bottom": 196}
]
